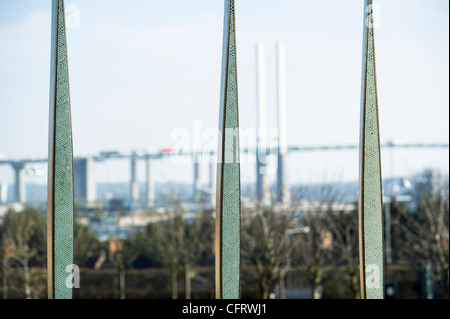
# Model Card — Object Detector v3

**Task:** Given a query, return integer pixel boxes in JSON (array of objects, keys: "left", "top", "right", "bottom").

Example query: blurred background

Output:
[{"left": 0, "top": 0, "right": 448, "bottom": 299}]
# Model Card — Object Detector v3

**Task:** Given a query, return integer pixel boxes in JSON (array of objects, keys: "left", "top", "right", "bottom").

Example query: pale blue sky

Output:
[{"left": 0, "top": 0, "right": 448, "bottom": 187}]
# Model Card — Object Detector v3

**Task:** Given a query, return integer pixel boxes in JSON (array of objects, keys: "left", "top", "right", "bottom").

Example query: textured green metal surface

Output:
[
  {"left": 359, "top": 0, "right": 384, "bottom": 299},
  {"left": 216, "top": 0, "right": 241, "bottom": 299},
  {"left": 48, "top": 0, "right": 74, "bottom": 299}
]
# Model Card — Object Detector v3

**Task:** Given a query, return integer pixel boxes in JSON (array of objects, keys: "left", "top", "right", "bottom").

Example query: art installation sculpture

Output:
[
  {"left": 47, "top": 0, "right": 75, "bottom": 299},
  {"left": 358, "top": 0, "right": 385, "bottom": 299},
  {"left": 215, "top": 0, "right": 241, "bottom": 299}
]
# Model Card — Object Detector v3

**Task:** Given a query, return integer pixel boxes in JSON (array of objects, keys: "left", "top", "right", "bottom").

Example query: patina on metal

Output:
[
  {"left": 47, "top": 0, "right": 74, "bottom": 299},
  {"left": 215, "top": 0, "right": 241, "bottom": 299},
  {"left": 358, "top": 0, "right": 384, "bottom": 299}
]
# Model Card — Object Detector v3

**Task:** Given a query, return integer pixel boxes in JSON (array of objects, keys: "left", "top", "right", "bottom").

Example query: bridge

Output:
[{"left": 0, "top": 141, "right": 447, "bottom": 205}]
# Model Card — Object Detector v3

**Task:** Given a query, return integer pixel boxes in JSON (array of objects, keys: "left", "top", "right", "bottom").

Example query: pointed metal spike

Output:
[
  {"left": 47, "top": 0, "right": 74, "bottom": 299},
  {"left": 215, "top": 0, "right": 241, "bottom": 299},
  {"left": 358, "top": 0, "right": 384, "bottom": 299}
]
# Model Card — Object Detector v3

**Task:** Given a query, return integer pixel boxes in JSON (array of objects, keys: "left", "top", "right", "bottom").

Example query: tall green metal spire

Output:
[
  {"left": 215, "top": 0, "right": 241, "bottom": 299},
  {"left": 47, "top": 0, "right": 74, "bottom": 299},
  {"left": 358, "top": 0, "right": 384, "bottom": 299}
]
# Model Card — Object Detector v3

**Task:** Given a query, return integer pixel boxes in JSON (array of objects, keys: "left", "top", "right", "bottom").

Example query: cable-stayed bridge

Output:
[{"left": 0, "top": 141, "right": 447, "bottom": 205}]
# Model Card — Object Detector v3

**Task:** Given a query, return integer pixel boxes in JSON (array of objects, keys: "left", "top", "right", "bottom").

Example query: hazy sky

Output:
[{"left": 0, "top": 0, "right": 448, "bottom": 188}]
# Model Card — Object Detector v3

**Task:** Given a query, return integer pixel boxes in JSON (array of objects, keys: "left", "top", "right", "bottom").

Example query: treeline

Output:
[{"left": 0, "top": 183, "right": 448, "bottom": 299}]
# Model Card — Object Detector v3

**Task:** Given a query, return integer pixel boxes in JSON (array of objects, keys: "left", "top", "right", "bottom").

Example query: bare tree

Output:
[
  {"left": 1, "top": 233, "right": 9, "bottom": 299},
  {"left": 290, "top": 182, "right": 342, "bottom": 299},
  {"left": 144, "top": 203, "right": 214, "bottom": 299},
  {"left": 241, "top": 205, "right": 294, "bottom": 299},
  {"left": 0, "top": 207, "right": 46, "bottom": 299},
  {"left": 147, "top": 213, "right": 182, "bottom": 299},
  {"left": 183, "top": 211, "right": 214, "bottom": 299},
  {"left": 290, "top": 209, "right": 330, "bottom": 299},
  {"left": 325, "top": 209, "right": 360, "bottom": 299},
  {"left": 391, "top": 180, "right": 449, "bottom": 298}
]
